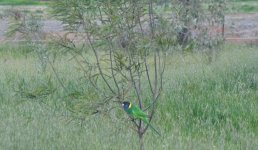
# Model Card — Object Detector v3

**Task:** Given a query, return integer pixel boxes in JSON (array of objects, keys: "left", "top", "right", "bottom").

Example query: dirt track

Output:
[
  {"left": 226, "top": 13, "right": 258, "bottom": 44},
  {"left": 0, "top": 6, "right": 258, "bottom": 44}
]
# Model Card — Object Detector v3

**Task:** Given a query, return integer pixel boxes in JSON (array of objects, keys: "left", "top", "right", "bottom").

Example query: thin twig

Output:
[
  {"left": 81, "top": 17, "right": 116, "bottom": 95},
  {"left": 108, "top": 38, "right": 121, "bottom": 94}
]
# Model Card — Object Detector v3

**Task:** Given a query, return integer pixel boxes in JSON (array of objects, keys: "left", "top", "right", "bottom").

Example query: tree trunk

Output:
[{"left": 139, "top": 133, "right": 144, "bottom": 150}]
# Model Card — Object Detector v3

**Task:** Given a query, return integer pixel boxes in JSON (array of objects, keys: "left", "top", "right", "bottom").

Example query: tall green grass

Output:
[
  {"left": 228, "top": 1, "right": 258, "bottom": 13},
  {"left": 0, "top": 0, "right": 48, "bottom": 5},
  {"left": 0, "top": 44, "right": 257, "bottom": 149}
]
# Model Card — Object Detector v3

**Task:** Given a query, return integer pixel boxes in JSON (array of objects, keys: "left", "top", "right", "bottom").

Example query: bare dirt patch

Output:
[
  {"left": 225, "top": 13, "right": 258, "bottom": 45},
  {"left": 0, "top": 6, "right": 258, "bottom": 45}
]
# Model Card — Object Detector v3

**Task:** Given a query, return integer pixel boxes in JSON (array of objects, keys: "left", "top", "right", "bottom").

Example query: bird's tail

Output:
[
  {"left": 141, "top": 117, "right": 161, "bottom": 136},
  {"left": 147, "top": 123, "right": 161, "bottom": 136}
]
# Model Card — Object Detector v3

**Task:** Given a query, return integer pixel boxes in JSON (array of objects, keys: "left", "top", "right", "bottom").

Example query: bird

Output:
[{"left": 122, "top": 101, "right": 161, "bottom": 136}]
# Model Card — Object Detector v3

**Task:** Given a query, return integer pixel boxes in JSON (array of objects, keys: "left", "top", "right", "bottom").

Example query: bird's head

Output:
[{"left": 122, "top": 101, "right": 131, "bottom": 110}]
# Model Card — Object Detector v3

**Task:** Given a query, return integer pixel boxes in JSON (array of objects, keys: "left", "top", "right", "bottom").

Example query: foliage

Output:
[
  {"left": 5, "top": 8, "right": 49, "bottom": 72},
  {"left": 169, "top": 0, "right": 226, "bottom": 59}
]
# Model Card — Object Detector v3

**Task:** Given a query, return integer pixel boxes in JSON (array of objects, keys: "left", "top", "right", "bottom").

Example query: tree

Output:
[
  {"left": 171, "top": 0, "right": 225, "bottom": 60},
  {"left": 50, "top": 0, "right": 167, "bottom": 149}
]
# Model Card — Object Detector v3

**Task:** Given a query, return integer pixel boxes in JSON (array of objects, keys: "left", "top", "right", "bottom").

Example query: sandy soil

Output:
[
  {"left": 225, "top": 13, "right": 258, "bottom": 44},
  {"left": 0, "top": 6, "right": 258, "bottom": 44}
]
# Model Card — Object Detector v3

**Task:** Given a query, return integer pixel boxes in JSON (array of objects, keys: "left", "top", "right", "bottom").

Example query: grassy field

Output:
[
  {"left": 228, "top": 1, "right": 258, "bottom": 13},
  {"left": 0, "top": 0, "right": 48, "bottom": 5},
  {"left": 0, "top": 0, "right": 257, "bottom": 13},
  {"left": 0, "top": 43, "right": 258, "bottom": 149}
]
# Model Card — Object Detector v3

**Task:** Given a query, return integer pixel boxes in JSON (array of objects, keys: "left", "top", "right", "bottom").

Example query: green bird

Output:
[{"left": 122, "top": 101, "right": 161, "bottom": 136}]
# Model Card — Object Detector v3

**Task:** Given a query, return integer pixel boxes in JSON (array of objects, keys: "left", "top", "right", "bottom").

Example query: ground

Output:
[
  {"left": 226, "top": 13, "right": 258, "bottom": 44},
  {"left": 0, "top": 6, "right": 258, "bottom": 44}
]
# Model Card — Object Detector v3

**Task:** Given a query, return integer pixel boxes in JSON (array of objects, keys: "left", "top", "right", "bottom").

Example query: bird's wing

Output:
[
  {"left": 131, "top": 105, "right": 149, "bottom": 123},
  {"left": 130, "top": 105, "right": 161, "bottom": 136}
]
